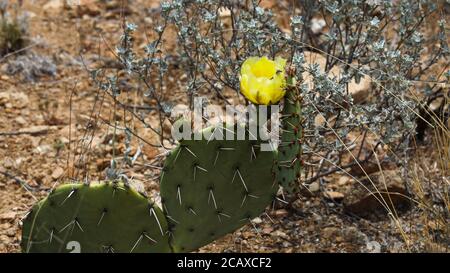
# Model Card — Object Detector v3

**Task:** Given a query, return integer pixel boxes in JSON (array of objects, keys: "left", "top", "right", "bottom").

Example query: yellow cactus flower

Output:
[{"left": 240, "top": 56, "right": 287, "bottom": 105}]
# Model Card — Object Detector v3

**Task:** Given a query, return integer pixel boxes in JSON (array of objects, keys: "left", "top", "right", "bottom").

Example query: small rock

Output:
[
  {"left": 348, "top": 75, "right": 372, "bottom": 104},
  {"left": 51, "top": 167, "right": 65, "bottom": 180},
  {"left": 65, "top": 0, "right": 79, "bottom": 6},
  {"left": 322, "top": 227, "right": 340, "bottom": 239},
  {"left": 0, "top": 223, "right": 10, "bottom": 230},
  {"left": 15, "top": 158, "right": 23, "bottom": 167},
  {"left": 28, "top": 136, "right": 41, "bottom": 148},
  {"left": 314, "top": 114, "right": 326, "bottom": 127},
  {"left": 0, "top": 212, "right": 16, "bottom": 220},
  {"left": 34, "top": 144, "right": 53, "bottom": 155},
  {"left": 324, "top": 191, "right": 345, "bottom": 201},
  {"left": 105, "top": 0, "right": 121, "bottom": 9},
  {"left": 291, "top": 199, "right": 303, "bottom": 210},
  {"left": 43, "top": 0, "right": 63, "bottom": 10},
  {"left": 0, "top": 92, "right": 29, "bottom": 109},
  {"left": 24, "top": 11, "right": 37, "bottom": 19},
  {"left": 310, "top": 18, "right": 326, "bottom": 34},
  {"left": 274, "top": 209, "right": 289, "bottom": 218},
  {"left": 366, "top": 241, "right": 381, "bottom": 253},
  {"left": 76, "top": 0, "right": 101, "bottom": 17},
  {"left": 96, "top": 158, "right": 110, "bottom": 172},
  {"left": 0, "top": 235, "right": 9, "bottom": 242},
  {"left": 259, "top": 0, "right": 276, "bottom": 9},
  {"left": 5, "top": 228, "right": 15, "bottom": 237},
  {"left": 59, "top": 124, "right": 77, "bottom": 138},
  {"left": 282, "top": 241, "right": 292, "bottom": 248},
  {"left": 0, "top": 63, "right": 7, "bottom": 73},
  {"left": 343, "top": 226, "right": 366, "bottom": 244},
  {"left": 308, "top": 182, "right": 320, "bottom": 192},
  {"left": 273, "top": 230, "right": 288, "bottom": 239},
  {"left": 338, "top": 176, "right": 351, "bottom": 186},
  {"left": 262, "top": 227, "right": 274, "bottom": 235},
  {"left": 251, "top": 217, "right": 263, "bottom": 224},
  {"left": 343, "top": 170, "right": 411, "bottom": 220},
  {"left": 15, "top": 116, "right": 27, "bottom": 125},
  {"left": 59, "top": 137, "right": 70, "bottom": 144},
  {"left": 0, "top": 92, "right": 9, "bottom": 106},
  {"left": 2, "top": 157, "right": 15, "bottom": 168},
  {"left": 350, "top": 161, "right": 384, "bottom": 177},
  {"left": 428, "top": 97, "right": 444, "bottom": 112}
]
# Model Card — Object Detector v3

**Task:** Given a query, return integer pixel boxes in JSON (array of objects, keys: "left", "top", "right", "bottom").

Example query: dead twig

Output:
[
  {"left": 0, "top": 125, "right": 55, "bottom": 136},
  {"left": 0, "top": 42, "right": 39, "bottom": 64},
  {"left": 0, "top": 170, "right": 39, "bottom": 192}
]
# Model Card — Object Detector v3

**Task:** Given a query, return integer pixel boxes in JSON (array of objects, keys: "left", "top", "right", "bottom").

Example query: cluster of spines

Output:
[
  {"left": 276, "top": 72, "right": 303, "bottom": 193},
  {"left": 22, "top": 125, "right": 281, "bottom": 253},
  {"left": 160, "top": 132, "right": 278, "bottom": 252},
  {"left": 21, "top": 182, "right": 171, "bottom": 253}
]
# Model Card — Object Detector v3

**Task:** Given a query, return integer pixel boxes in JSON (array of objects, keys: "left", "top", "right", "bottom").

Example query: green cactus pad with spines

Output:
[
  {"left": 277, "top": 82, "right": 302, "bottom": 193},
  {"left": 21, "top": 182, "right": 171, "bottom": 253},
  {"left": 160, "top": 126, "right": 278, "bottom": 253}
]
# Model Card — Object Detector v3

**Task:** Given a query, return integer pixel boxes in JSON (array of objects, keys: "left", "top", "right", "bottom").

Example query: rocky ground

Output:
[{"left": 0, "top": 0, "right": 448, "bottom": 253}]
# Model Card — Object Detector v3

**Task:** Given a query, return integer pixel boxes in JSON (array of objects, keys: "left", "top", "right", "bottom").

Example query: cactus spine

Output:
[
  {"left": 277, "top": 73, "right": 302, "bottom": 193},
  {"left": 21, "top": 182, "right": 171, "bottom": 253},
  {"left": 22, "top": 125, "right": 279, "bottom": 253},
  {"left": 160, "top": 126, "right": 277, "bottom": 252}
]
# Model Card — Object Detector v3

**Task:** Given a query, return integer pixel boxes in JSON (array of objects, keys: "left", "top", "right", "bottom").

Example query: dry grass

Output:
[{"left": 409, "top": 94, "right": 449, "bottom": 252}]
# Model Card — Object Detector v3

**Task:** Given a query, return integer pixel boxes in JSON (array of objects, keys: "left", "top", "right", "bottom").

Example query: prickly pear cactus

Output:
[
  {"left": 277, "top": 76, "right": 302, "bottom": 193},
  {"left": 21, "top": 182, "right": 171, "bottom": 253},
  {"left": 160, "top": 126, "right": 278, "bottom": 252}
]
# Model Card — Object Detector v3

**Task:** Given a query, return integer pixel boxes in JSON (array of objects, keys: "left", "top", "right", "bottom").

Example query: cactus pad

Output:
[
  {"left": 160, "top": 126, "right": 278, "bottom": 252},
  {"left": 21, "top": 182, "right": 171, "bottom": 253},
  {"left": 277, "top": 83, "right": 302, "bottom": 193}
]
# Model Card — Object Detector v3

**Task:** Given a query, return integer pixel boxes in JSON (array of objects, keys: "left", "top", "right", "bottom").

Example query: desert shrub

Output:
[
  {"left": 0, "top": 0, "right": 28, "bottom": 57},
  {"left": 87, "top": 0, "right": 448, "bottom": 186},
  {"left": 4, "top": 53, "right": 57, "bottom": 82},
  {"left": 0, "top": 18, "right": 24, "bottom": 56}
]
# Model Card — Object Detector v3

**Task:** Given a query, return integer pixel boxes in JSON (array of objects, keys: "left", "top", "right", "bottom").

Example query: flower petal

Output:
[
  {"left": 251, "top": 56, "right": 276, "bottom": 78},
  {"left": 239, "top": 56, "right": 287, "bottom": 105}
]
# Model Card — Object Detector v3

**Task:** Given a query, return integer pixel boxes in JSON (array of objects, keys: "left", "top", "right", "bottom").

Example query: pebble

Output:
[
  {"left": 273, "top": 230, "right": 288, "bottom": 239},
  {"left": 43, "top": 0, "right": 63, "bottom": 10},
  {"left": 338, "top": 176, "right": 351, "bottom": 186},
  {"left": 322, "top": 227, "right": 341, "bottom": 239},
  {"left": 34, "top": 145, "right": 53, "bottom": 155},
  {"left": 0, "top": 212, "right": 17, "bottom": 220},
  {"left": 324, "top": 191, "right": 345, "bottom": 201},
  {"left": 274, "top": 209, "right": 289, "bottom": 218},
  {"left": 262, "top": 227, "right": 274, "bottom": 235},
  {"left": 366, "top": 241, "right": 381, "bottom": 253},
  {"left": 251, "top": 217, "right": 263, "bottom": 224},
  {"left": 2, "top": 157, "right": 15, "bottom": 168},
  {"left": 51, "top": 167, "right": 65, "bottom": 180},
  {"left": 310, "top": 18, "right": 326, "bottom": 34},
  {"left": 15, "top": 116, "right": 27, "bottom": 125}
]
